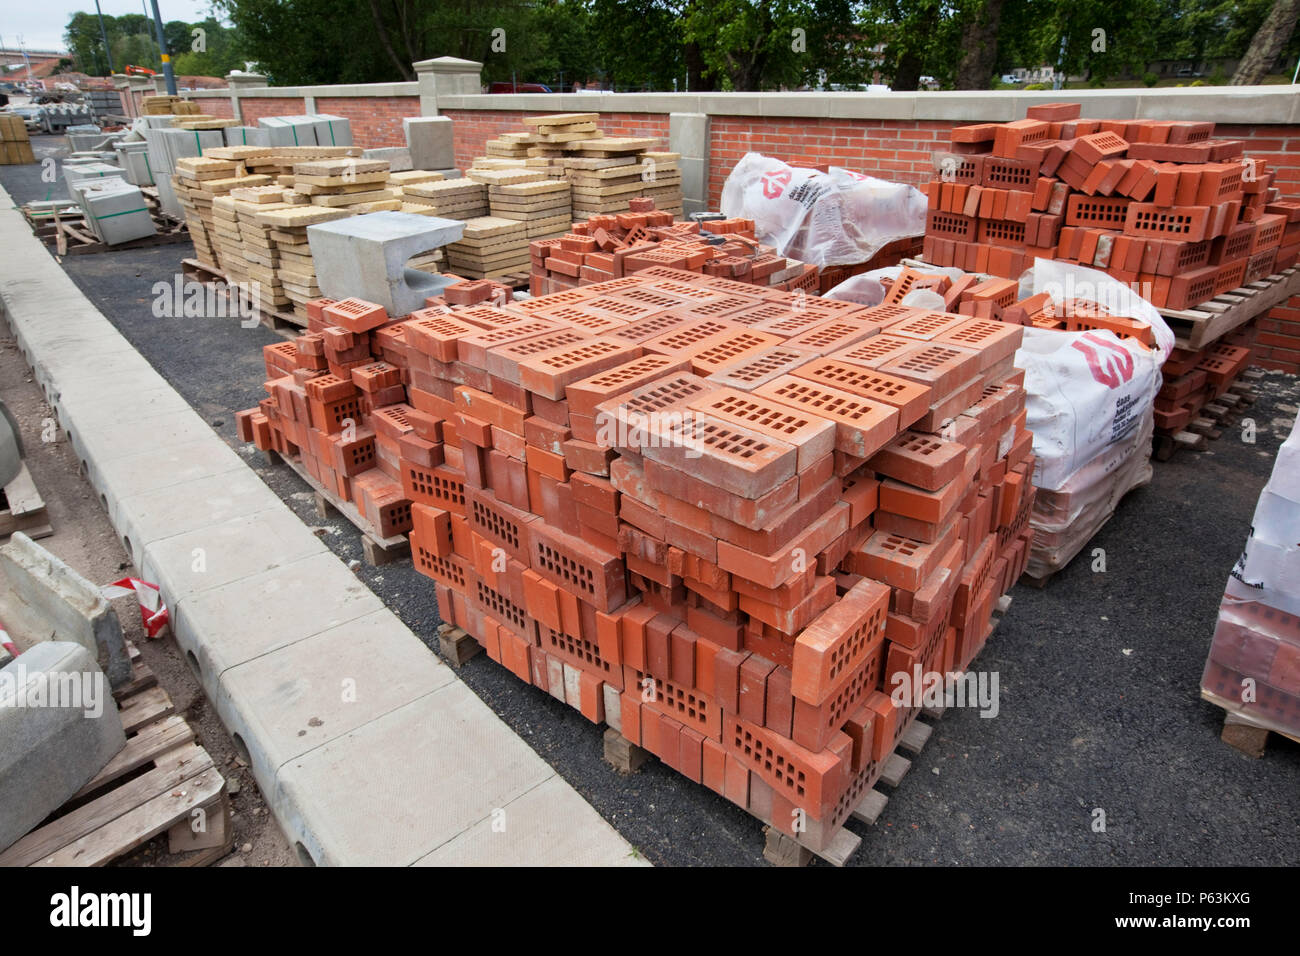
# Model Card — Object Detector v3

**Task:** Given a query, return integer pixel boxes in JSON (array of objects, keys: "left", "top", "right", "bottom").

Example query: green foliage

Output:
[
  {"left": 63, "top": 9, "right": 245, "bottom": 77},
  {"left": 1142, "top": 71, "right": 1160, "bottom": 85},
  {"left": 1022, "top": 81, "right": 1047, "bottom": 89}
]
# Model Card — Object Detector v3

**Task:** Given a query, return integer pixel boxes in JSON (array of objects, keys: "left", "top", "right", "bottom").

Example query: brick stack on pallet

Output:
[
  {"left": 530, "top": 198, "right": 816, "bottom": 296},
  {"left": 0, "top": 113, "right": 35, "bottom": 165},
  {"left": 476, "top": 112, "right": 683, "bottom": 219},
  {"left": 1201, "top": 415, "right": 1300, "bottom": 752},
  {"left": 922, "top": 102, "right": 1297, "bottom": 309},
  {"left": 236, "top": 267, "right": 1035, "bottom": 860}
]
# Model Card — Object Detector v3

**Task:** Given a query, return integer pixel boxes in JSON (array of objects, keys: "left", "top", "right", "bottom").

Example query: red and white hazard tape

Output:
[{"left": 101, "top": 577, "right": 170, "bottom": 639}]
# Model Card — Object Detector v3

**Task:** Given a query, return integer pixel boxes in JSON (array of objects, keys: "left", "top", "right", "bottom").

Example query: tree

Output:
[
  {"left": 1232, "top": 0, "right": 1300, "bottom": 82},
  {"left": 954, "top": 0, "right": 1008, "bottom": 89}
]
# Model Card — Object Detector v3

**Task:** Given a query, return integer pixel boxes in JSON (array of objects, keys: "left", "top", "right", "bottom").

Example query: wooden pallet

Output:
[
  {"left": 0, "top": 644, "right": 232, "bottom": 867},
  {"left": 1160, "top": 268, "right": 1300, "bottom": 350},
  {"left": 0, "top": 461, "right": 52, "bottom": 540},
  {"left": 609, "top": 597, "right": 1013, "bottom": 868},
  {"left": 264, "top": 448, "right": 411, "bottom": 566},
  {"left": 1203, "top": 689, "right": 1300, "bottom": 759}
]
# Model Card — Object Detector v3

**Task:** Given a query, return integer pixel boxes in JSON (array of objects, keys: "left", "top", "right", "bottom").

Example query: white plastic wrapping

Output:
[{"left": 719, "top": 152, "right": 927, "bottom": 268}]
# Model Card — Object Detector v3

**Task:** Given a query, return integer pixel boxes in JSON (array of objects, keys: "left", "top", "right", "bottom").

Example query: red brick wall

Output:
[
  {"left": 198, "top": 97, "right": 234, "bottom": 119},
  {"left": 709, "top": 117, "right": 950, "bottom": 204},
  {"left": 238, "top": 97, "right": 307, "bottom": 125},
  {"left": 440, "top": 109, "right": 670, "bottom": 173},
  {"left": 316, "top": 95, "right": 421, "bottom": 148}
]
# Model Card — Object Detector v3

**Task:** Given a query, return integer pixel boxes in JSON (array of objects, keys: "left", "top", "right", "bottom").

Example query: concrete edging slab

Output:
[{"left": 0, "top": 183, "right": 644, "bottom": 867}]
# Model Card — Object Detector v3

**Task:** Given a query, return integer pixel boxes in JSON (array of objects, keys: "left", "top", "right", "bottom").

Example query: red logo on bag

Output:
[
  {"left": 761, "top": 169, "right": 791, "bottom": 199},
  {"left": 1071, "top": 332, "right": 1134, "bottom": 388}
]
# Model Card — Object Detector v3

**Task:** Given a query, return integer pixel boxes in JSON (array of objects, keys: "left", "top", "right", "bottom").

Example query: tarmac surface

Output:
[{"left": 6, "top": 138, "right": 1298, "bottom": 866}]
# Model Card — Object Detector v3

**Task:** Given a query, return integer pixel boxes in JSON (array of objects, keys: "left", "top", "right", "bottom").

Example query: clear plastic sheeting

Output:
[
  {"left": 1202, "top": 416, "right": 1300, "bottom": 738},
  {"left": 719, "top": 152, "right": 927, "bottom": 268}
]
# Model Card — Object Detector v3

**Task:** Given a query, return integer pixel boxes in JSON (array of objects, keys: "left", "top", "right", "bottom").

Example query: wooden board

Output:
[{"left": 0, "top": 462, "right": 52, "bottom": 540}]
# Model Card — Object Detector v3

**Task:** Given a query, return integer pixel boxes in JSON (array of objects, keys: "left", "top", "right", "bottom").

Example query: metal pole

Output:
[
  {"left": 148, "top": 0, "right": 177, "bottom": 94},
  {"left": 94, "top": 0, "right": 116, "bottom": 73}
]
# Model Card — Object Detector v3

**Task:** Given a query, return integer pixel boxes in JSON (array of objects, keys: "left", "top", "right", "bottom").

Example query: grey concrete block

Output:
[
  {"left": 0, "top": 533, "right": 131, "bottom": 688},
  {"left": 403, "top": 116, "right": 455, "bottom": 170},
  {"left": 0, "top": 641, "right": 125, "bottom": 852},
  {"left": 307, "top": 211, "right": 464, "bottom": 316},
  {"left": 669, "top": 112, "right": 709, "bottom": 160},
  {"left": 362, "top": 146, "right": 413, "bottom": 172}
]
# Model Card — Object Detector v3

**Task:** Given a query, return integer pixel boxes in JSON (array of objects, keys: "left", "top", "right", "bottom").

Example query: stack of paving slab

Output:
[
  {"left": 175, "top": 149, "right": 416, "bottom": 320},
  {"left": 74, "top": 178, "right": 156, "bottom": 245},
  {"left": 235, "top": 261, "right": 1036, "bottom": 858},
  {"left": 477, "top": 112, "right": 682, "bottom": 219}
]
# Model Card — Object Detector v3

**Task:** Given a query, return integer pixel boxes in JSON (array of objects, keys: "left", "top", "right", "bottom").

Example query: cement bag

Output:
[
  {"left": 1202, "top": 417, "right": 1300, "bottom": 737},
  {"left": 719, "top": 152, "right": 926, "bottom": 268},
  {"left": 1014, "top": 259, "right": 1170, "bottom": 492}
]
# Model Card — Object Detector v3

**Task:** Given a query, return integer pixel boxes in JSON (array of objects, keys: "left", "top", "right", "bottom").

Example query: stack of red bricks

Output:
[
  {"left": 236, "top": 268, "right": 1036, "bottom": 855},
  {"left": 1154, "top": 335, "right": 1255, "bottom": 435},
  {"left": 923, "top": 102, "right": 1298, "bottom": 311},
  {"left": 531, "top": 197, "right": 817, "bottom": 296}
]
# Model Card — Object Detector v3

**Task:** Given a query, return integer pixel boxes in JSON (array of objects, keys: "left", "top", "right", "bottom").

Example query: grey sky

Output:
[{"left": 2, "top": 0, "right": 222, "bottom": 52}]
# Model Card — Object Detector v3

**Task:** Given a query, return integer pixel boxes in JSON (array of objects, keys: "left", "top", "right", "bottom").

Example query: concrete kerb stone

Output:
[
  {"left": 307, "top": 211, "right": 465, "bottom": 317},
  {"left": 0, "top": 533, "right": 131, "bottom": 687},
  {"left": 0, "top": 641, "right": 125, "bottom": 852},
  {"left": 0, "top": 182, "right": 644, "bottom": 866}
]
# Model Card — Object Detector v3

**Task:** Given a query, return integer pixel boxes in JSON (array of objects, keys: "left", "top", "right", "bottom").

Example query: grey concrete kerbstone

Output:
[
  {"left": 308, "top": 211, "right": 464, "bottom": 316},
  {"left": 214, "top": 610, "right": 454, "bottom": 788},
  {"left": 0, "top": 533, "right": 131, "bottom": 687},
  {"left": 139, "top": 506, "right": 329, "bottom": 602},
  {"left": 0, "top": 642, "right": 125, "bottom": 852},
  {"left": 403, "top": 117, "right": 454, "bottom": 170},
  {"left": 115, "top": 467, "right": 272, "bottom": 553},
  {"left": 172, "top": 551, "right": 385, "bottom": 697},
  {"left": 414, "top": 775, "right": 648, "bottom": 866},
  {"left": 276, "top": 683, "right": 556, "bottom": 866}
]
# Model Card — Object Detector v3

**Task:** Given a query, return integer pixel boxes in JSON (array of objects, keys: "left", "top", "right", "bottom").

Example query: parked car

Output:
[
  {"left": 1000, "top": 74, "right": 1021, "bottom": 85},
  {"left": 488, "top": 81, "right": 553, "bottom": 94},
  {"left": 1176, "top": 67, "right": 1202, "bottom": 77},
  {"left": 9, "top": 106, "right": 42, "bottom": 132}
]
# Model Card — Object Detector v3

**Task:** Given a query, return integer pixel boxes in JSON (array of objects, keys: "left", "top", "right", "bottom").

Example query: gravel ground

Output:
[{"left": 4, "top": 136, "right": 1298, "bottom": 867}]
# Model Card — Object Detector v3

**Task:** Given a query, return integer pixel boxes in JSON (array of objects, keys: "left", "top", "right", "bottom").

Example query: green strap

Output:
[
  {"left": 194, "top": 131, "right": 203, "bottom": 155},
  {"left": 94, "top": 207, "right": 148, "bottom": 220}
]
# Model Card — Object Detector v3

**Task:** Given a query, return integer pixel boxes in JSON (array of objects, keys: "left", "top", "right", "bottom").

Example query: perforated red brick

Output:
[
  {"left": 688, "top": 385, "right": 837, "bottom": 469},
  {"left": 457, "top": 320, "right": 565, "bottom": 369},
  {"left": 723, "top": 713, "right": 849, "bottom": 817},
  {"left": 516, "top": 337, "right": 643, "bottom": 400},
  {"left": 529, "top": 520, "right": 627, "bottom": 611},
  {"left": 688, "top": 329, "right": 787, "bottom": 375},
  {"left": 786, "top": 358, "right": 931, "bottom": 427},
  {"left": 486, "top": 328, "right": 594, "bottom": 384},
  {"left": 878, "top": 343, "right": 981, "bottom": 398},
  {"left": 831, "top": 334, "right": 919, "bottom": 369},
  {"left": 753, "top": 375, "right": 900, "bottom": 459},
  {"left": 935, "top": 318, "right": 1024, "bottom": 371},
  {"left": 1123, "top": 203, "right": 1212, "bottom": 243},
  {"left": 868, "top": 430, "right": 966, "bottom": 491},
  {"left": 640, "top": 410, "right": 798, "bottom": 500},
  {"left": 791, "top": 577, "right": 889, "bottom": 705}
]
